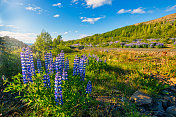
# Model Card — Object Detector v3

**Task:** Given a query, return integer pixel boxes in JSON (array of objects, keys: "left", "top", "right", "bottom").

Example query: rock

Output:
[
  {"left": 130, "top": 91, "right": 152, "bottom": 106},
  {"left": 169, "top": 86, "right": 176, "bottom": 93},
  {"left": 166, "top": 106, "right": 176, "bottom": 116},
  {"left": 157, "top": 101, "right": 164, "bottom": 112},
  {"left": 162, "top": 99, "right": 168, "bottom": 110},
  {"left": 153, "top": 111, "right": 166, "bottom": 117}
]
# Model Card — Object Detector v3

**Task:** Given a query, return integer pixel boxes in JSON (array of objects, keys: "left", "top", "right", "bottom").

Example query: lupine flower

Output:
[
  {"left": 25, "top": 50, "right": 33, "bottom": 82},
  {"left": 62, "top": 68, "right": 68, "bottom": 80},
  {"left": 37, "top": 58, "right": 42, "bottom": 74},
  {"left": 43, "top": 73, "right": 51, "bottom": 88},
  {"left": 104, "top": 59, "right": 106, "bottom": 63},
  {"left": 30, "top": 52, "right": 35, "bottom": 75},
  {"left": 45, "top": 53, "right": 48, "bottom": 71},
  {"left": 65, "top": 57, "right": 69, "bottom": 72},
  {"left": 86, "top": 80, "right": 92, "bottom": 94},
  {"left": 73, "top": 55, "right": 79, "bottom": 76},
  {"left": 20, "top": 52, "right": 27, "bottom": 84},
  {"left": 20, "top": 47, "right": 35, "bottom": 83},
  {"left": 54, "top": 73, "right": 63, "bottom": 105}
]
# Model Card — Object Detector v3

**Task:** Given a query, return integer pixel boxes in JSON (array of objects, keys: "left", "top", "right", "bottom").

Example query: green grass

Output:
[{"left": 2, "top": 48, "right": 174, "bottom": 116}]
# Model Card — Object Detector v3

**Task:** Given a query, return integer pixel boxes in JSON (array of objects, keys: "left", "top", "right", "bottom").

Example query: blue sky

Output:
[{"left": 0, "top": 0, "right": 176, "bottom": 43}]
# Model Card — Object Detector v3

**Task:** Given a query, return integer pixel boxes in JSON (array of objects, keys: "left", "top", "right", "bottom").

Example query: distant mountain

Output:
[
  {"left": 0, "top": 36, "right": 27, "bottom": 50},
  {"left": 65, "top": 13, "right": 176, "bottom": 45}
]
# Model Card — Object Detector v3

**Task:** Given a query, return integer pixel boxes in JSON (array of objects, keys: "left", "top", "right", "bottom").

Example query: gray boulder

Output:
[
  {"left": 166, "top": 106, "right": 176, "bottom": 116},
  {"left": 130, "top": 91, "right": 152, "bottom": 106}
]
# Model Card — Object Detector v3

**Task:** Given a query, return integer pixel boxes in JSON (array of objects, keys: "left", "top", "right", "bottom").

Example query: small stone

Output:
[
  {"left": 130, "top": 91, "right": 152, "bottom": 106},
  {"left": 166, "top": 106, "right": 176, "bottom": 116},
  {"left": 153, "top": 111, "right": 166, "bottom": 117},
  {"left": 157, "top": 101, "right": 164, "bottom": 112},
  {"left": 169, "top": 86, "right": 176, "bottom": 93}
]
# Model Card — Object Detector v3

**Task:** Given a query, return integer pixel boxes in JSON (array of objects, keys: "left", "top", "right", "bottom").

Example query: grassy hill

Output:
[
  {"left": 0, "top": 36, "right": 27, "bottom": 51},
  {"left": 65, "top": 13, "right": 176, "bottom": 46}
]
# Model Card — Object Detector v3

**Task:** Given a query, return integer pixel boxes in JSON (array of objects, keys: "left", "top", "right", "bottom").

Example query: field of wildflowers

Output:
[{"left": 1, "top": 46, "right": 175, "bottom": 116}]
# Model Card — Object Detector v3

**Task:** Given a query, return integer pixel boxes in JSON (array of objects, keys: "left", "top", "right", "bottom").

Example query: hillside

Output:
[
  {"left": 65, "top": 13, "right": 176, "bottom": 46},
  {"left": 135, "top": 13, "right": 176, "bottom": 25},
  {"left": 0, "top": 36, "right": 27, "bottom": 51}
]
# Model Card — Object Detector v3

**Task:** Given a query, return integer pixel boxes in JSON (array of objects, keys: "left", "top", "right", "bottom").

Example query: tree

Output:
[
  {"left": 53, "top": 35, "right": 62, "bottom": 48},
  {"left": 34, "top": 30, "right": 52, "bottom": 52}
]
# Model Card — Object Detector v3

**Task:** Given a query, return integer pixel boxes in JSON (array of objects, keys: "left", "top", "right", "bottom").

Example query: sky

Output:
[{"left": 0, "top": 0, "right": 176, "bottom": 43}]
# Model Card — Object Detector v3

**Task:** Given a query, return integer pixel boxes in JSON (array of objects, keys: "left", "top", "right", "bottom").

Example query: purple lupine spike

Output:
[
  {"left": 104, "top": 59, "right": 106, "bottom": 63},
  {"left": 62, "top": 69, "right": 66, "bottom": 80},
  {"left": 30, "top": 52, "right": 35, "bottom": 75},
  {"left": 76, "top": 57, "right": 80, "bottom": 75},
  {"left": 55, "top": 57, "right": 59, "bottom": 73},
  {"left": 58, "top": 85, "right": 63, "bottom": 105},
  {"left": 65, "top": 57, "right": 69, "bottom": 71},
  {"left": 73, "top": 55, "right": 78, "bottom": 76},
  {"left": 45, "top": 54, "right": 48, "bottom": 71},
  {"left": 62, "top": 68, "right": 68, "bottom": 80},
  {"left": 86, "top": 80, "right": 92, "bottom": 94},
  {"left": 52, "top": 60, "right": 55, "bottom": 72},
  {"left": 37, "top": 58, "right": 42, "bottom": 74},
  {"left": 54, "top": 73, "right": 59, "bottom": 105},
  {"left": 43, "top": 75, "right": 47, "bottom": 87},
  {"left": 20, "top": 52, "right": 27, "bottom": 84},
  {"left": 25, "top": 50, "right": 33, "bottom": 83},
  {"left": 47, "top": 74, "right": 51, "bottom": 88}
]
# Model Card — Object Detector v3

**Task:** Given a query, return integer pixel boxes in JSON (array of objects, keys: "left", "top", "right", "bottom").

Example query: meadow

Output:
[{"left": 1, "top": 46, "right": 176, "bottom": 117}]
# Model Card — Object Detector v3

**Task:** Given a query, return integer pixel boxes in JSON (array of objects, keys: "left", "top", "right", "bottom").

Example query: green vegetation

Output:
[{"left": 63, "top": 21, "right": 176, "bottom": 47}]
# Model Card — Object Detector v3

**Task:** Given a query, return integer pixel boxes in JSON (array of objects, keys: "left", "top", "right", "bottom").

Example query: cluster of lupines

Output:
[
  {"left": 109, "top": 41, "right": 120, "bottom": 45},
  {"left": 73, "top": 55, "right": 88, "bottom": 81},
  {"left": 20, "top": 49, "right": 92, "bottom": 106},
  {"left": 54, "top": 51, "right": 69, "bottom": 105},
  {"left": 124, "top": 42, "right": 148, "bottom": 48},
  {"left": 20, "top": 47, "right": 35, "bottom": 84},
  {"left": 43, "top": 52, "right": 54, "bottom": 88},
  {"left": 156, "top": 42, "right": 164, "bottom": 48}
]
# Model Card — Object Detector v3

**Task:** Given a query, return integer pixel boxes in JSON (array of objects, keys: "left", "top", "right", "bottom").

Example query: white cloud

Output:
[
  {"left": 117, "top": 9, "right": 131, "bottom": 14},
  {"left": 166, "top": 5, "right": 176, "bottom": 12},
  {"left": 0, "top": 31, "right": 37, "bottom": 43},
  {"left": 64, "top": 32, "right": 68, "bottom": 35},
  {"left": 85, "top": 0, "right": 112, "bottom": 8},
  {"left": 131, "top": 7, "right": 146, "bottom": 14},
  {"left": 117, "top": 7, "right": 146, "bottom": 14},
  {"left": 81, "top": 16, "right": 105, "bottom": 24},
  {"left": 52, "top": 3, "right": 62, "bottom": 8},
  {"left": 6, "top": 25, "right": 16, "bottom": 28},
  {"left": 25, "top": 5, "right": 43, "bottom": 14},
  {"left": 0, "top": 24, "right": 19, "bottom": 29},
  {"left": 75, "top": 31, "right": 78, "bottom": 33},
  {"left": 53, "top": 14, "right": 60, "bottom": 18}
]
